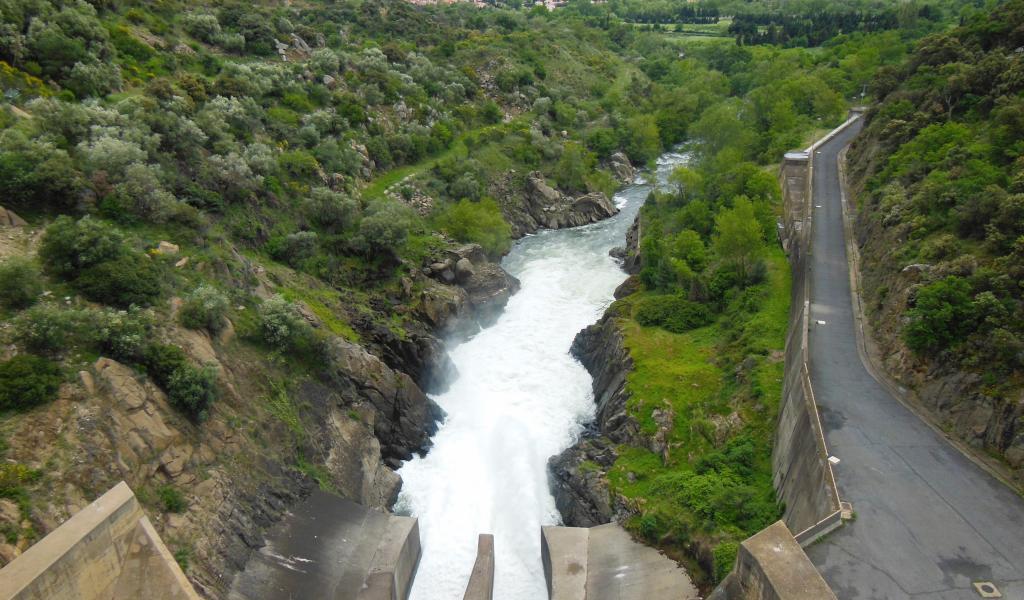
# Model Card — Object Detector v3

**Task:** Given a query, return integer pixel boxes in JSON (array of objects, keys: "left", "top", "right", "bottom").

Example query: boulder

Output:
[
  {"left": 0, "top": 206, "right": 27, "bottom": 228},
  {"left": 156, "top": 241, "right": 180, "bottom": 255},
  {"left": 496, "top": 172, "right": 619, "bottom": 237},
  {"left": 454, "top": 258, "right": 475, "bottom": 283},
  {"left": 607, "top": 152, "right": 636, "bottom": 183}
]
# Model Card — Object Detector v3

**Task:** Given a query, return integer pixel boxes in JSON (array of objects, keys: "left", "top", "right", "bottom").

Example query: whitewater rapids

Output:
[{"left": 396, "top": 151, "right": 689, "bottom": 599}]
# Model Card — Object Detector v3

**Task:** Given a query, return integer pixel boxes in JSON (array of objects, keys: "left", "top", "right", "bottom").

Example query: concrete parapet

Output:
[
  {"left": 462, "top": 534, "right": 494, "bottom": 600},
  {"left": 541, "top": 524, "right": 698, "bottom": 600},
  {"left": 0, "top": 481, "right": 199, "bottom": 600},
  {"left": 713, "top": 521, "right": 836, "bottom": 600}
]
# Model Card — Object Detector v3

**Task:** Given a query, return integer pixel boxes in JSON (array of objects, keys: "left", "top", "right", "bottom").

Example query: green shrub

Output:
[
  {"left": 0, "top": 463, "right": 40, "bottom": 497},
  {"left": 157, "top": 485, "right": 187, "bottom": 513},
  {"left": 904, "top": 276, "right": 976, "bottom": 354},
  {"left": 92, "top": 307, "right": 154, "bottom": 362},
  {"left": 12, "top": 305, "right": 79, "bottom": 356},
  {"left": 258, "top": 295, "right": 315, "bottom": 352},
  {"left": 633, "top": 295, "right": 713, "bottom": 333},
  {"left": 179, "top": 285, "right": 230, "bottom": 334},
  {"left": 278, "top": 150, "right": 320, "bottom": 179},
  {"left": 166, "top": 364, "right": 218, "bottom": 420},
  {"left": 39, "top": 216, "right": 125, "bottom": 278},
  {"left": 432, "top": 198, "right": 512, "bottom": 258},
  {"left": 142, "top": 344, "right": 217, "bottom": 421},
  {"left": 0, "top": 257, "right": 44, "bottom": 309},
  {"left": 713, "top": 541, "right": 740, "bottom": 582},
  {"left": 357, "top": 201, "right": 421, "bottom": 257},
  {"left": 0, "top": 355, "right": 62, "bottom": 411},
  {"left": 73, "top": 253, "right": 164, "bottom": 308}
]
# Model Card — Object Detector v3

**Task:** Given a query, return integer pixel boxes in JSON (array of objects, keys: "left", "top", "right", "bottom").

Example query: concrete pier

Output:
[
  {"left": 228, "top": 491, "right": 420, "bottom": 600},
  {"left": 542, "top": 523, "right": 699, "bottom": 600},
  {"left": 462, "top": 534, "right": 495, "bottom": 600}
]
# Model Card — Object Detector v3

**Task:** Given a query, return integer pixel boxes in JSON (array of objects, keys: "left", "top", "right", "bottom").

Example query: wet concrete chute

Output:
[{"left": 395, "top": 151, "right": 691, "bottom": 599}]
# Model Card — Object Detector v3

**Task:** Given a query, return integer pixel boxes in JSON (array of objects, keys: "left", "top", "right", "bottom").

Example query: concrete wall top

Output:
[
  {"left": 0, "top": 481, "right": 199, "bottom": 600},
  {"left": 736, "top": 521, "right": 836, "bottom": 600},
  {"left": 541, "top": 526, "right": 589, "bottom": 600},
  {"left": 541, "top": 524, "right": 698, "bottom": 600},
  {"left": 462, "top": 534, "right": 494, "bottom": 600}
]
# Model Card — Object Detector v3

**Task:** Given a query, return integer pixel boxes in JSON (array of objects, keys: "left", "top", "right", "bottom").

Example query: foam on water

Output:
[{"left": 396, "top": 151, "right": 690, "bottom": 600}]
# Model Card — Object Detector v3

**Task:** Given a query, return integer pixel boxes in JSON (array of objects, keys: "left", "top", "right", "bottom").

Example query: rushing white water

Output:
[{"left": 396, "top": 151, "right": 690, "bottom": 600}]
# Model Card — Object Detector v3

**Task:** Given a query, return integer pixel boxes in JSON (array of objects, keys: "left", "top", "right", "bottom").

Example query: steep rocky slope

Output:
[{"left": 0, "top": 215, "right": 518, "bottom": 594}]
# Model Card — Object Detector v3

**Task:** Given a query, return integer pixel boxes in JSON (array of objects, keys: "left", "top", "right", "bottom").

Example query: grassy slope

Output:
[{"left": 608, "top": 248, "right": 790, "bottom": 578}]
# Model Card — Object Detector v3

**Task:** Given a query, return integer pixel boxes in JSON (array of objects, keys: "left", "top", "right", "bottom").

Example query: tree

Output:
[
  {"left": 904, "top": 276, "right": 976, "bottom": 354},
  {"left": 712, "top": 197, "right": 764, "bottom": 283},
  {"left": 433, "top": 198, "right": 512, "bottom": 258},
  {"left": 621, "top": 115, "right": 662, "bottom": 164},
  {"left": 554, "top": 142, "right": 593, "bottom": 194}
]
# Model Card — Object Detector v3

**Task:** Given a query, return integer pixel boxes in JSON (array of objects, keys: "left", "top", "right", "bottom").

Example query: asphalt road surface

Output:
[{"left": 803, "top": 120, "right": 1024, "bottom": 599}]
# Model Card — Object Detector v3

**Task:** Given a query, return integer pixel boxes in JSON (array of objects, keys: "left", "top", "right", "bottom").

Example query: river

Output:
[{"left": 396, "top": 150, "right": 690, "bottom": 599}]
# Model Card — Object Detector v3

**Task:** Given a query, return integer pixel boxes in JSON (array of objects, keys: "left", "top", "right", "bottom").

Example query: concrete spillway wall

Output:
[{"left": 0, "top": 481, "right": 199, "bottom": 600}]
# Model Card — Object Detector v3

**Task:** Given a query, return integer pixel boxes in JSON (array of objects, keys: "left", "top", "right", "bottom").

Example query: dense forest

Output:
[{"left": 0, "top": 0, "right": 1006, "bottom": 591}]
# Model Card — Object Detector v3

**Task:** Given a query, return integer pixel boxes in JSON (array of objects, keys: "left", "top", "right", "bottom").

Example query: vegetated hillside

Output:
[
  {"left": 0, "top": 0, "right": 682, "bottom": 591},
  {"left": 847, "top": 0, "right": 1024, "bottom": 485},
  {"left": 0, "top": 0, "right": 975, "bottom": 593}
]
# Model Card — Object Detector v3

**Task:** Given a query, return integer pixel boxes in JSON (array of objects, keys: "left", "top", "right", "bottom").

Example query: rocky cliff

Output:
[
  {"left": 549, "top": 309, "right": 640, "bottom": 527},
  {"left": 851, "top": 194, "right": 1024, "bottom": 480},
  {"left": 491, "top": 171, "right": 619, "bottom": 238}
]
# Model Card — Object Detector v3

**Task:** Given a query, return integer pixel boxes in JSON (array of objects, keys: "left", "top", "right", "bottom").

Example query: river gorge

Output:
[{"left": 396, "top": 151, "right": 690, "bottom": 599}]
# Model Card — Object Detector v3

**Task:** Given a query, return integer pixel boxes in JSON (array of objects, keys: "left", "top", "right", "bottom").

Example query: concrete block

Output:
[
  {"left": 463, "top": 534, "right": 494, "bottom": 600},
  {"left": 0, "top": 481, "right": 198, "bottom": 600},
  {"left": 541, "top": 526, "right": 588, "bottom": 600},
  {"left": 358, "top": 515, "right": 421, "bottom": 600},
  {"left": 732, "top": 521, "right": 836, "bottom": 600}
]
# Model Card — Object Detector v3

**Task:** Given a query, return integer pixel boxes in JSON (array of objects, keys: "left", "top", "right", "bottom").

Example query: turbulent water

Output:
[{"left": 396, "top": 151, "right": 690, "bottom": 600}]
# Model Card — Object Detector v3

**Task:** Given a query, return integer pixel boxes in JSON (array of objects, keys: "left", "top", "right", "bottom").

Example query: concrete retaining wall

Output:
[
  {"left": 770, "top": 114, "right": 866, "bottom": 544},
  {"left": 0, "top": 482, "right": 199, "bottom": 600}
]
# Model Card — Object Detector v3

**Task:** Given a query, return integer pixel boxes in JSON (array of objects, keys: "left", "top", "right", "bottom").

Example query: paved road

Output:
[{"left": 803, "top": 121, "right": 1024, "bottom": 599}]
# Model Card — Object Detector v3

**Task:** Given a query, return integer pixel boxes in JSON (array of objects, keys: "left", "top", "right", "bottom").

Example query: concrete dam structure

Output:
[{"left": 0, "top": 482, "right": 198, "bottom": 600}]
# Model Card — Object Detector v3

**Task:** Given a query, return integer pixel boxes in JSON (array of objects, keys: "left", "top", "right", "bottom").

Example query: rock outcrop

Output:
[
  {"left": 323, "top": 337, "right": 442, "bottom": 461},
  {"left": 548, "top": 437, "right": 617, "bottom": 527},
  {"left": 549, "top": 310, "right": 641, "bottom": 527},
  {"left": 418, "top": 243, "right": 521, "bottom": 337},
  {"left": 0, "top": 205, "right": 28, "bottom": 228},
  {"left": 623, "top": 213, "right": 642, "bottom": 274},
  {"left": 850, "top": 167, "right": 1024, "bottom": 482},
  {"left": 494, "top": 171, "right": 619, "bottom": 238},
  {"left": 569, "top": 312, "right": 639, "bottom": 444},
  {"left": 607, "top": 151, "right": 637, "bottom": 183}
]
